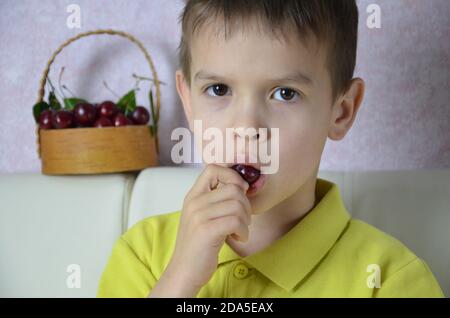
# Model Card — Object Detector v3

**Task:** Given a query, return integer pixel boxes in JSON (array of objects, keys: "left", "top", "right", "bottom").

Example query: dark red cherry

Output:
[
  {"left": 39, "top": 109, "right": 53, "bottom": 129},
  {"left": 93, "top": 117, "right": 113, "bottom": 127},
  {"left": 113, "top": 113, "right": 133, "bottom": 126},
  {"left": 74, "top": 102, "right": 96, "bottom": 126},
  {"left": 231, "top": 164, "right": 261, "bottom": 185},
  {"left": 98, "top": 101, "right": 118, "bottom": 119},
  {"left": 130, "top": 106, "right": 150, "bottom": 125},
  {"left": 51, "top": 110, "right": 73, "bottom": 129}
]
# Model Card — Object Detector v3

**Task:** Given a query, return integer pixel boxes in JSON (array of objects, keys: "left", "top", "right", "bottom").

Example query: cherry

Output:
[
  {"left": 93, "top": 103, "right": 100, "bottom": 117},
  {"left": 39, "top": 109, "right": 53, "bottom": 129},
  {"left": 231, "top": 164, "right": 261, "bottom": 185},
  {"left": 98, "top": 101, "right": 118, "bottom": 119},
  {"left": 93, "top": 117, "right": 113, "bottom": 127},
  {"left": 74, "top": 102, "right": 96, "bottom": 126},
  {"left": 130, "top": 106, "right": 150, "bottom": 125},
  {"left": 51, "top": 110, "right": 73, "bottom": 129},
  {"left": 113, "top": 113, "right": 133, "bottom": 126}
]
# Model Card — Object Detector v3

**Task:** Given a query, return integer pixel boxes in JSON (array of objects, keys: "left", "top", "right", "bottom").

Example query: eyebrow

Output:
[{"left": 194, "top": 70, "right": 313, "bottom": 85}]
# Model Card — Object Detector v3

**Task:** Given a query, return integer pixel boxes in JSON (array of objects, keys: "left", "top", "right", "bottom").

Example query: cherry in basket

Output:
[
  {"left": 51, "top": 110, "right": 73, "bottom": 129},
  {"left": 97, "top": 101, "right": 118, "bottom": 119},
  {"left": 74, "top": 102, "right": 96, "bottom": 127},
  {"left": 129, "top": 106, "right": 150, "bottom": 125}
]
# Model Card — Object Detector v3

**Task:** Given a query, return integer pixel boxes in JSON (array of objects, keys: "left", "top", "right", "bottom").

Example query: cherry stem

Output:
[
  {"left": 132, "top": 73, "right": 166, "bottom": 86},
  {"left": 61, "top": 85, "right": 76, "bottom": 97},
  {"left": 58, "top": 66, "right": 67, "bottom": 99},
  {"left": 46, "top": 76, "right": 64, "bottom": 102},
  {"left": 103, "top": 80, "right": 120, "bottom": 98}
]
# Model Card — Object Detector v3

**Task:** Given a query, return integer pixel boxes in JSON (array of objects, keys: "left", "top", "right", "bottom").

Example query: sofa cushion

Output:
[{"left": 0, "top": 172, "right": 135, "bottom": 297}]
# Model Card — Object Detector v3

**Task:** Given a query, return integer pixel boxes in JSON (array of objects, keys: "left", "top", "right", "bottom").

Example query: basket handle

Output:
[{"left": 35, "top": 29, "right": 161, "bottom": 158}]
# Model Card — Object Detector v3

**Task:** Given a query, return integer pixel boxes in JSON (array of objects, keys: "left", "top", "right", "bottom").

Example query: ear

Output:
[
  {"left": 328, "top": 78, "right": 365, "bottom": 141},
  {"left": 175, "top": 69, "right": 194, "bottom": 131}
]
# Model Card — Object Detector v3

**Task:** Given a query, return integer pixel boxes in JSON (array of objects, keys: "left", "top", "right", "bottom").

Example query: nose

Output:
[
  {"left": 233, "top": 96, "right": 267, "bottom": 136},
  {"left": 231, "top": 99, "right": 269, "bottom": 143},
  {"left": 233, "top": 129, "right": 260, "bottom": 140}
]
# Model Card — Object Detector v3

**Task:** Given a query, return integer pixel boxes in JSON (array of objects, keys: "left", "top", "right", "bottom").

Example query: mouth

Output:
[{"left": 229, "top": 163, "right": 266, "bottom": 196}]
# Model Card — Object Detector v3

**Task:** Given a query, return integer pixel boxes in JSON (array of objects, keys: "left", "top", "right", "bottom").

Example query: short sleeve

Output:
[
  {"left": 375, "top": 258, "right": 444, "bottom": 298},
  {"left": 97, "top": 237, "right": 157, "bottom": 298}
]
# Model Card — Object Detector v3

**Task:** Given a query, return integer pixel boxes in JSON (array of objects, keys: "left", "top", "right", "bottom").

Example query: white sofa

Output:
[{"left": 0, "top": 167, "right": 449, "bottom": 297}]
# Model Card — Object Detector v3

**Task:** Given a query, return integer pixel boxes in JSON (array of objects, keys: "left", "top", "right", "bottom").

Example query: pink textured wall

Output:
[{"left": 0, "top": 0, "right": 449, "bottom": 173}]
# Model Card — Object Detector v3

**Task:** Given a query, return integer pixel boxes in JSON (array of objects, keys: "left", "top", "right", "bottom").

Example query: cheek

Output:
[
  {"left": 193, "top": 101, "right": 230, "bottom": 129},
  {"left": 276, "top": 117, "right": 327, "bottom": 183},
  {"left": 191, "top": 116, "right": 231, "bottom": 163}
]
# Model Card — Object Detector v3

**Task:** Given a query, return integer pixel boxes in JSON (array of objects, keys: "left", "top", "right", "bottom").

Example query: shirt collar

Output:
[{"left": 218, "top": 177, "right": 351, "bottom": 292}]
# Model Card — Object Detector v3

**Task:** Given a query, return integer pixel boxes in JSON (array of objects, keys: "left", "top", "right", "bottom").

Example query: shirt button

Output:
[{"left": 233, "top": 263, "right": 250, "bottom": 279}]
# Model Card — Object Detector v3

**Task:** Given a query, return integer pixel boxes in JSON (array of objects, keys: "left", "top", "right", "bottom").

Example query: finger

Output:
[
  {"left": 188, "top": 164, "right": 249, "bottom": 199},
  {"left": 210, "top": 199, "right": 251, "bottom": 225},
  {"left": 193, "top": 184, "right": 252, "bottom": 222},
  {"left": 196, "top": 199, "right": 251, "bottom": 226},
  {"left": 208, "top": 214, "right": 249, "bottom": 243},
  {"left": 230, "top": 233, "right": 244, "bottom": 242}
]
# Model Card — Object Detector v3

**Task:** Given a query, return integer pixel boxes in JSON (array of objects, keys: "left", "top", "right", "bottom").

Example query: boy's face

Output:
[{"left": 176, "top": 21, "right": 363, "bottom": 215}]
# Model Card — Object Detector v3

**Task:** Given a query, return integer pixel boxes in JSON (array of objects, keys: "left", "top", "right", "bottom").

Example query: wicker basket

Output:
[{"left": 35, "top": 29, "right": 161, "bottom": 175}]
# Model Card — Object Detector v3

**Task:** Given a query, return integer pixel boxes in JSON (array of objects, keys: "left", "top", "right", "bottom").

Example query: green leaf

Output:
[
  {"left": 48, "top": 92, "right": 62, "bottom": 110},
  {"left": 117, "top": 90, "right": 136, "bottom": 116},
  {"left": 32, "top": 101, "right": 50, "bottom": 123},
  {"left": 149, "top": 89, "right": 158, "bottom": 134},
  {"left": 64, "top": 97, "right": 87, "bottom": 111}
]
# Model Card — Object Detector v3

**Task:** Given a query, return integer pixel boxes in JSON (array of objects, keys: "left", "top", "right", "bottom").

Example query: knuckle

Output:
[
  {"left": 206, "top": 163, "right": 219, "bottom": 174},
  {"left": 185, "top": 201, "right": 201, "bottom": 222},
  {"left": 199, "top": 166, "right": 212, "bottom": 182},
  {"left": 227, "top": 184, "right": 242, "bottom": 197},
  {"left": 182, "top": 194, "right": 191, "bottom": 209},
  {"left": 230, "top": 170, "right": 247, "bottom": 186},
  {"left": 184, "top": 186, "right": 200, "bottom": 203},
  {"left": 183, "top": 200, "right": 195, "bottom": 215},
  {"left": 228, "top": 200, "right": 243, "bottom": 214}
]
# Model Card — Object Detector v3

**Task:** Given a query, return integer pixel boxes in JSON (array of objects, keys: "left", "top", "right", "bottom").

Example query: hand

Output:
[{"left": 150, "top": 164, "right": 251, "bottom": 297}]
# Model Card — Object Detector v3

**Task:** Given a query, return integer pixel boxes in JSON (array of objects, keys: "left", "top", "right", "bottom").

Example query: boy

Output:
[{"left": 97, "top": 0, "right": 443, "bottom": 297}]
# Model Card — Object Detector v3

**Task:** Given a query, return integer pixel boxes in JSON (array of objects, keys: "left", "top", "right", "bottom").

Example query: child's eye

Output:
[
  {"left": 203, "top": 84, "right": 300, "bottom": 102},
  {"left": 272, "top": 87, "right": 300, "bottom": 102},
  {"left": 204, "top": 84, "right": 231, "bottom": 97}
]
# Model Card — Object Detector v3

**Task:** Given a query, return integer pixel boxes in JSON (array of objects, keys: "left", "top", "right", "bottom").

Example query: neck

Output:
[{"left": 227, "top": 172, "right": 319, "bottom": 258}]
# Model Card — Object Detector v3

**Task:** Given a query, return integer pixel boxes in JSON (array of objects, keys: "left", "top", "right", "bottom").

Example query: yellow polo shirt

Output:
[{"left": 97, "top": 178, "right": 444, "bottom": 298}]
